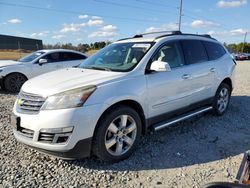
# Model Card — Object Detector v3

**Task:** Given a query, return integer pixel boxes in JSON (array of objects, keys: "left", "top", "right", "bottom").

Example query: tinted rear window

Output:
[
  {"left": 59, "top": 52, "right": 87, "bottom": 61},
  {"left": 69, "top": 52, "right": 87, "bottom": 60},
  {"left": 203, "top": 41, "right": 226, "bottom": 60},
  {"left": 181, "top": 40, "right": 208, "bottom": 64}
]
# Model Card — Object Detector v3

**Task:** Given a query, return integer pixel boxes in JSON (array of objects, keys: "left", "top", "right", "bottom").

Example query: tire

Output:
[
  {"left": 4, "top": 73, "right": 27, "bottom": 93},
  {"left": 212, "top": 83, "right": 231, "bottom": 116},
  {"left": 92, "top": 105, "right": 142, "bottom": 163},
  {"left": 0, "top": 80, "right": 5, "bottom": 90}
]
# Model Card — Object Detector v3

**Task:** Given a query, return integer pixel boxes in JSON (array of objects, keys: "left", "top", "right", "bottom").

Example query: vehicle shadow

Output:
[{"left": 67, "top": 95, "right": 250, "bottom": 171}]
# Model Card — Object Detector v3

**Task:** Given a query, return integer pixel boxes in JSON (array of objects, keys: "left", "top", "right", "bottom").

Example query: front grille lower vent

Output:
[
  {"left": 38, "top": 133, "right": 55, "bottom": 143},
  {"left": 17, "top": 127, "right": 34, "bottom": 139},
  {"left": 38, "top": 132, "right": 71, "bottom": 144}
]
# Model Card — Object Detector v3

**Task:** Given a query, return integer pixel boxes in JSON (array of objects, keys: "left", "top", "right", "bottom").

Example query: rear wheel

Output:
[
  {"left": 93, "top": 105, "right": 142, "bottom": 163},
  {"left": 213, "top": 83, "right": 231, "bottom": 116},
  {"left": 4, "top": 73, "right": 27, "bottom": 93}
]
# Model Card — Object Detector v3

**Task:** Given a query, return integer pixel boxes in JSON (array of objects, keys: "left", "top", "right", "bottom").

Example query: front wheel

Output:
[
  {"left": 212, "top": 83, "right": 231, "bottom": 116},
  {"left": 4, "top": 73, "right": 27, "bottom": 93},
  {"left": 0, "top": 80, "right": 5, "bottom": 90},
  {"left": 93, "top": 105, "right": 142, "bottom": 163}
]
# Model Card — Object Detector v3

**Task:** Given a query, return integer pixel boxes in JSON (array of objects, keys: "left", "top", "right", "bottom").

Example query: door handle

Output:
[
  {"left": 182, "top": 74, "right": 191, "bottom": 79},
  {"left": 210, "top": 68, "right": 216, "bottom": 72}
]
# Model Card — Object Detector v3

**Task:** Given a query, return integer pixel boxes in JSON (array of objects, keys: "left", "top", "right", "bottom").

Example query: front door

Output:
[
  {"left": 31, "top": 52, "right": 63, "bottom": 78},
  {"left": 146, "top": 41, "right": 192, "bottom": 119}
]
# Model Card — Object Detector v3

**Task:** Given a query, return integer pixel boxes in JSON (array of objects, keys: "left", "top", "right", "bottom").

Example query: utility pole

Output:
[
  {"left": 241, "top": 32, "right": 247, "bottom": 53},
  {"left": 178, "top": 0, "right": 183, "bottom": 31}
]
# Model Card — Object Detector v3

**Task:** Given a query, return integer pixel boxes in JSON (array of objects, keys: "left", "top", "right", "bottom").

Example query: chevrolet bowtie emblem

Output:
[{"left": 17, "top": 99, "right": 24, "bottom": 105}]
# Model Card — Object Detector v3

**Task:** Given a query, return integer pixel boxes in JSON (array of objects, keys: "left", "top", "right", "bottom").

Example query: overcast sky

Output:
[{"left": 0, "top": 0, "right": 249, "bottom": 44}]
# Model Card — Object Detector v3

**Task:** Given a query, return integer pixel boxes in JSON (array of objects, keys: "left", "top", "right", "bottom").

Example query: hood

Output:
[
  {"left": 21, "top": 68, "right": 125, "bottom": 96},
  {"left": 0, "top": 60, "right": 20, "bottom": 68}
]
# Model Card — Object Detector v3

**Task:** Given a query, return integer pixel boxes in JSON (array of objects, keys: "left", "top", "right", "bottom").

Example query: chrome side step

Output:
[{"left": 153, "top": 106, "right": 213, "bottom": 131}]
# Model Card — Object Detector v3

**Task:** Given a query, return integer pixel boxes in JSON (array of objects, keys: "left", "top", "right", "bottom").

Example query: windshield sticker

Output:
[{"left": 132, "top": 44, "right": 151, "bottom": 49}]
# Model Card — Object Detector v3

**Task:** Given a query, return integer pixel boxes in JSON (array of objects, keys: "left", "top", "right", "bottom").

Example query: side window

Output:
[
  {"left": 181, "top": 40, "right": 208, "bottom": 64},
  {"left": 42, "top": 52, "right": 60, "bottom": 63},
  {"left": 152, "top": 41, "right": 185, "bottom": 68},
  {"left": 59, "top": 52, "right": 71, "bottom": 61},
  {"left": 68, "top": 52, "right": 87, "bottom": 60},
  {"left": 59, "top": 52, "right": 87, "bottom": 61},
  {"left": 203, "top": 41, "right": 226, "bottom": 60}
]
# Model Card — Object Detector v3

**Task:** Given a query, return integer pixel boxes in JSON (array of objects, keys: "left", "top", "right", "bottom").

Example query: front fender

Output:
[{"left": 85, "top": 75, "right": 148, "bottom": 118}]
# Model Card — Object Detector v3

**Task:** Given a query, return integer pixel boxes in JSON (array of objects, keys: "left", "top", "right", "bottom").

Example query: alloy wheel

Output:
[
  {"left": 217, "top": 87, "right": 229, "bottom": 113},
  {"left": 105, "top": 115, "right": 137, "bottom": 156}
]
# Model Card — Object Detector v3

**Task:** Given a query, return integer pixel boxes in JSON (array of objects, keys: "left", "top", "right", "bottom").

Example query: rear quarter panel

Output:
[{"left": 213, "top": 54, "right": 236, "bottom": 95}]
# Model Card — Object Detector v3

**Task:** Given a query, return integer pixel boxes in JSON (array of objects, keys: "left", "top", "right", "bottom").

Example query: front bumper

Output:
[
  {"left": 26, "top": 137, "right": 92, "bottom": 159},
  {"left": 12, "top": 102, "right": 104, "bottom": 159}
]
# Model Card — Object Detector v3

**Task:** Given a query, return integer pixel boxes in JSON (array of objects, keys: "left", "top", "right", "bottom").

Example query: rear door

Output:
[
  {"left": 180, "top": 39, "right": 215, "bottom": 104},
  {"left": 202, "top": 40, "right": 227, "bottom": 95}
]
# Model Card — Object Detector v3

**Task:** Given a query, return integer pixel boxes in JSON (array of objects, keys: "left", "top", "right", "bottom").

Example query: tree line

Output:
[
  {"left": 43, "top": 41, "right": 112, "bottom": 53},
  {"left": 224, "top": 42, "right": 250, "bottom": 53}
]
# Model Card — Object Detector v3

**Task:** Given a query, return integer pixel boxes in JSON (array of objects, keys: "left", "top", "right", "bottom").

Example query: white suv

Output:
[
  {"left": 12, "top": 31, "right": 236, "bottom": 162},
  {"left": 0, "top": 49, "right": 87, "bottom": 92}
]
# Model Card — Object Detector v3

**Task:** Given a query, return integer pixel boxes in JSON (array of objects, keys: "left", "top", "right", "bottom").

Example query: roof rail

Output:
[
  {"left": 155, "top": 33, "right": 216, "bottom": 40},
  {"left": 117, "top": 31, "right": 216, "bottom": 42},
  {"left": 117, "top": 30, "right": 182, "bottom": 41},
  {"left": 200, "top": 34, "right": 212, "bottom": 38},
  {"left": 133, "top": 30, "right": 182, "bottom": 37}
]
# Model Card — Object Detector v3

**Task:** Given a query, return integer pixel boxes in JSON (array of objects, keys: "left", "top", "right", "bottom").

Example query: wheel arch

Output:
[
  {"left": 3, "top": 72, "right": 28, "bottom": 82},
  {"left": 2, "top": 72, "right": 28, "bottom": 92},
  {"left": 93, "top": 99, "right": 147, "bottom": 139},
  {"left": 221, "top": 77, "right": 232, "bottom": 92}
]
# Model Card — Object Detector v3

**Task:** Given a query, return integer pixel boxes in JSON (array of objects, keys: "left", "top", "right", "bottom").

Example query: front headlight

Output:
[
  {"left": 0, "top": 69, "right": 3, "bottom": 73},
  {"left": 41, "top": 85, "right": 96, "bottom": 110}
]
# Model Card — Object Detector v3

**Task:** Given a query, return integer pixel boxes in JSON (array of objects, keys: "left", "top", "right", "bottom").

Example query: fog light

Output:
[
  {"left": 57, "top": 136, "right": 69, "bottom": 143},
  {"left": 40, "top": 127, "right": 73, "bottom": 134}
]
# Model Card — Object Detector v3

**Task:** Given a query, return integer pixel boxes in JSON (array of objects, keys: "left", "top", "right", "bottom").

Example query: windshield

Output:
[
  {"left": 79, "top": 42, "right": 154, "bottom": 72},
  {"left": 19, "top": 51, "right": 45, "bottom": 62}
]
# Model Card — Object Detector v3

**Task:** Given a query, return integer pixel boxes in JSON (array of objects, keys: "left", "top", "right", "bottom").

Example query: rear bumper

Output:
[{"left": 26, "top": 137, "right": 92, "bottom": 159}]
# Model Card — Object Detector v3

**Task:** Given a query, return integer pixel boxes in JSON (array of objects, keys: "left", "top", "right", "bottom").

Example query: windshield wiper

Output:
[{"left": 84, "top": 66, "right": 112, "bottom": 71}]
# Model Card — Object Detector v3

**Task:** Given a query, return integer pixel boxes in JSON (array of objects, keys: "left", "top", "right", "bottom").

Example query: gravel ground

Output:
[{"left": 1, "top": 61, "right": 250, "bottom": 188}]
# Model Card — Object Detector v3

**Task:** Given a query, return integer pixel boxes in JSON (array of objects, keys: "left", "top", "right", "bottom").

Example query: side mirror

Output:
[
  {"left": 38, "top": 59, "right": 47, "bottom": 65},
  {"left": 150, "top": 61, "right": 171, "bottom": 72}
]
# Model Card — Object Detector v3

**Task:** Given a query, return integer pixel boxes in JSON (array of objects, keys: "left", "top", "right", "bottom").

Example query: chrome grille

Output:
[{"left": 17, "top": 91, "right": 46, "bottom": 114}]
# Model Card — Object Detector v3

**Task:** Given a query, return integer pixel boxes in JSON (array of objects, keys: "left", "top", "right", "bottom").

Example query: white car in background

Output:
[{"left": 0, "top": 49, "right": 87, "bottom": 92}]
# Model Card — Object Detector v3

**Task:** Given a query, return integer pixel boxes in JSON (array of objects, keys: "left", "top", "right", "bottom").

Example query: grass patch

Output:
[
  {"left": 0, "top": 49, "right": 99, "bottom": 60},
  {"left": 0, "top": 50, "right": 31, "bottom": 60}
]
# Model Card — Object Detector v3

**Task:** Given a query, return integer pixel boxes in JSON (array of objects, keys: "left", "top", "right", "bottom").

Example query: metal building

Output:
[{"left": 0, "top": 34, "right": 43, "bottom": 51}]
